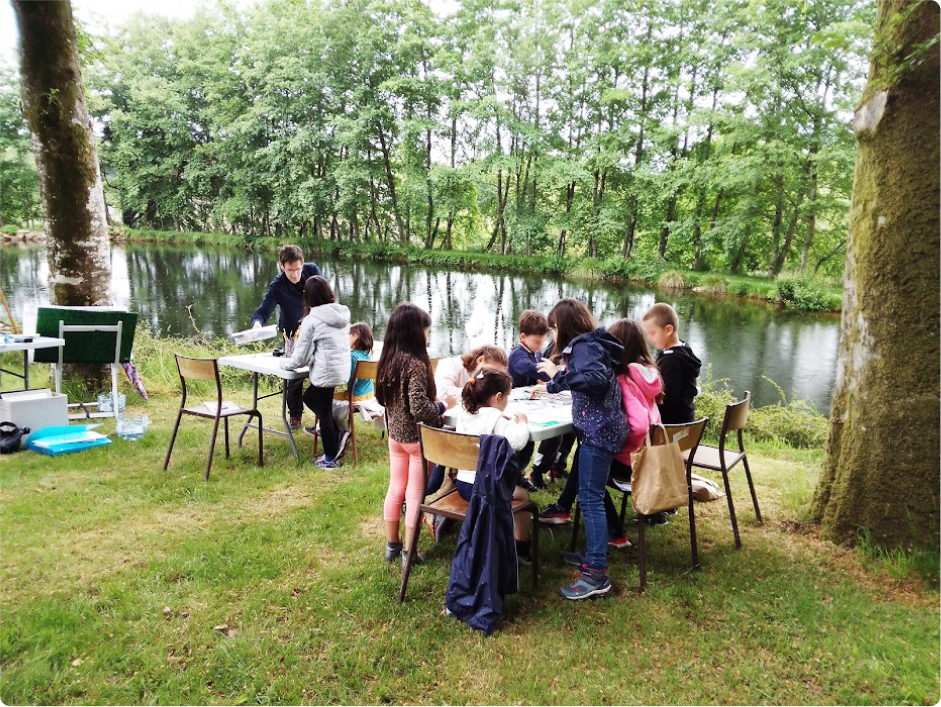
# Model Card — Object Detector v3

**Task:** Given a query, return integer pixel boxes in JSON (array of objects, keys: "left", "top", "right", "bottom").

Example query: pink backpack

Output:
[{"left": 616, "top": 363, "right": 662, "bottom": 466}]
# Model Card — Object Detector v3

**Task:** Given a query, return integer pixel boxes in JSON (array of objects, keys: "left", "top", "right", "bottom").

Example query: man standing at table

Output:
[{"left": 250, "top": 244, "right": 322, "bottom": 430}]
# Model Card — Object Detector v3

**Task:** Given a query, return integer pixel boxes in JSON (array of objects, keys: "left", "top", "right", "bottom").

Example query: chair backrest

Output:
[
  {"left": 651, "top": 418, "right": 709, "bottom": 455},
  {"left": 430, "top": 357, "right": 441, "bottom": 375},
  {"left": 723, "top": 391, "right": 751, "bottom": 432},
  {"left": 418, "top": 424, "right": 481, "bottom": 471},
  {"left": 352, "top": 359, "right": 379, "bottom": 381},
  {"left": 176, "top": 354, "right": 219, "bottom": 382}
]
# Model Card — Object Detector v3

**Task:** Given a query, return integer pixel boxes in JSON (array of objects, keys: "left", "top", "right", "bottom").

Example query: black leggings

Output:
[
  {"left": 556, "top": 445, "right": 625, "bottom": 536},
  {"left": 303, "top": 385, "right": 339, "bottom": 459}
]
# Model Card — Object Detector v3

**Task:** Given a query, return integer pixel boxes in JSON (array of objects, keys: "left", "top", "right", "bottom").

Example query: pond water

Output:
[{"left": 1, "top": 243, "right": 841, "bottom": 412}]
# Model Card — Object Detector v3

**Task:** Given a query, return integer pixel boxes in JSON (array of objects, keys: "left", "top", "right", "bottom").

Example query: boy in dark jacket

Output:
[
  {"left": 641, "top": 303, "right": 701, "bottom": 424},
  {"left": 249, "top": 245, "right": 322, "bottom": 429}
]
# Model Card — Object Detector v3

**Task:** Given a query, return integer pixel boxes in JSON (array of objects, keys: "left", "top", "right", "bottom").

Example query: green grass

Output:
[
  {"left": 2, "top": 355, "right": 937, "bottom": 704},
  {"left": 115, "top": 228, "right": 843, "bottom": 312}
]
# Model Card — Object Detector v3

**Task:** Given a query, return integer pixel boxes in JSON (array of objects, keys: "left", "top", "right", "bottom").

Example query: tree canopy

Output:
[{"left": 2, "top": 0, "right": 873, "bottom": 277}]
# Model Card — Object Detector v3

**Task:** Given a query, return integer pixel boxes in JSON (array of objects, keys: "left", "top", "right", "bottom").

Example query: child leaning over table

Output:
[
  {"left": 329, "top": 322, "right": 376, "bottom": 462},
  {"left": 455, "top": 367, "right": 533, "bottom": 564}
]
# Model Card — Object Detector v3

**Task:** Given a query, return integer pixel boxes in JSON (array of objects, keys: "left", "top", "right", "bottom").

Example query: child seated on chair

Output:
[
  {"left": 455, "top": 366, "right": 533, "bottom": 564},
  {"left": 434, "top": 344, "right": 508, "bottom": 400},
  {"left": 330, "top": 322, "right": 376, "bottom": 461}
]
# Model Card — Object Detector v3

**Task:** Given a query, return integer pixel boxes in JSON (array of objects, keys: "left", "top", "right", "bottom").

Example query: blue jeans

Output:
[
  {"left": 579, "top": 444, "right": 615, "bottom": 571},
  {"left": 426, "top": 464, "right": 446, "bottom": 497}
]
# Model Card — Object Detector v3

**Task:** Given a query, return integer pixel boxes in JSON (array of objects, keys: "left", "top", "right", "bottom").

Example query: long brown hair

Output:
[
  {"left": 302, "top": 276, "right": 336, "bottom": 319},
  {"left": 460, "top": 345, "right": 507, "bottom": 373},
  {"left": 461, "top": 367, "right": 513, "bottom": 414},
  {"left": 608, "top": 318, "right": 664, "bottom": 402},
  {"left": 547, "top": 298, "right": 597, "bottom": 363},
  {"left": 376, "top": 304, "right": 435, "bottom": 406}
]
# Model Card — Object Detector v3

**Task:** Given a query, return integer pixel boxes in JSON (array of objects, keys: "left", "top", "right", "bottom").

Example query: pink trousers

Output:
[{"left": 383, "top": 438, "right": 425, "bottom": 529}]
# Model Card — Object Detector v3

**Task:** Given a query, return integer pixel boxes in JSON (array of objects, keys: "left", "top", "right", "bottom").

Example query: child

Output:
[
  {"left": 508, "top": 309, "right": 571, "bottom": 489},
  {"left": 641, "top": 303, "right": 701, "bottom": 424},
  {"left": 609, "top": 317, "right": 663, "bottom": 479},
  {"left": 250, "top": 244, "right": 323, "bottom": 430},
  {"left": 376, "top": 304, "right": 458, "bottom": 567},
  {"left": 536, "top": 298, "right": 627, "bottom": 600},
  {"left": 434, "top": 345, "right": 508, "bottom": 400},
  {"left": 641, "top": 303, "right": 700, "bottom": 526},
  {"left": 330, "top": 322, "right": 375, "bottom": 461},
  {"left": 455, "top": 367, "right": 533, "bottom": 563},
  {"left": 279, "top": 276, "right": 351, "bottom": 469}
]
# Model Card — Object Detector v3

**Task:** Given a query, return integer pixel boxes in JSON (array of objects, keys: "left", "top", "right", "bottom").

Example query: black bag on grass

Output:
[{"left": 0, "top": 421, "right": 29, "bottom": 454}]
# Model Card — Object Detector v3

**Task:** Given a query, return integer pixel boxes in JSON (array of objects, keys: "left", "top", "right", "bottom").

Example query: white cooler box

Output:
[{"left": 0, "top": 389, "right": 69, "bottom": 441}]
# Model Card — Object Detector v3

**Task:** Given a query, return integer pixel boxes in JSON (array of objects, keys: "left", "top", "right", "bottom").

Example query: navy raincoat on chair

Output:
[{"left": 445, "top": 434, "right": 519, "bottom": 635}]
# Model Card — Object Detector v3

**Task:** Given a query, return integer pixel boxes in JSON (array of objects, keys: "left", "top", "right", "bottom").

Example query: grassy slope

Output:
[{"left": 1, "top": 378, "right": 937, "bottom": 705}]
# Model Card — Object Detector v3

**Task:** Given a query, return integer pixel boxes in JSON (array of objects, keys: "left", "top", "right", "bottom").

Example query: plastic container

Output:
[
  {"left": 97, "top": 391, "right": 127, "bottom": 414},
  {"left": 116, "top": 413, "right": 151, "bottom": 441}
]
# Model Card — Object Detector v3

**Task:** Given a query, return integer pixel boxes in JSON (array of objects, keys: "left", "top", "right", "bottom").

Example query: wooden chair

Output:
[
  {"left": 311, "top": 359, "right": 378, "bottom": 465},
  {"left": 570, "top": 419, "right": 708, "bottom": 592},
  {"left": 399, "top": 424, "right": 541, "bottom": 602},
  {"left": 163, "top": 355, "right": 263, "bottom": 480},
  {"left": 430, "top": 357, "right": 441, "bottom": 374},
  {"left": 686, "top": 391, "right": 761, "bottom": 548}
]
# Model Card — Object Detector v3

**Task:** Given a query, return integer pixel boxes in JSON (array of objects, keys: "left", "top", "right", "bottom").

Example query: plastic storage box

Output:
[{"left": 0, "top": 389, "right": 69, "bottom": 441}]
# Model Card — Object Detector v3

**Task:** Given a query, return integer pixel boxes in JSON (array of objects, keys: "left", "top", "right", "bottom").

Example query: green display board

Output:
[{"left": 34, "top": 307, "right": 138, "bottom": 364}]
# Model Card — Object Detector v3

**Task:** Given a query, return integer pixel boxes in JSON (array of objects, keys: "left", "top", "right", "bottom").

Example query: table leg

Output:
[
  {"left": 282, "top": 380, "right": 299, "bottom": 459},
  {"left": 238, "top": 373, "right": 259, "bottom": 447},
  {"left": 23, "top": 350, "right": 29, "bottom": 390}
]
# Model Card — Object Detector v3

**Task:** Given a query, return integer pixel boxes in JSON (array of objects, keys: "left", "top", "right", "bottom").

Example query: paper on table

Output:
[{"left": 230, "top": 325, "right": 278, "bottom": 344}]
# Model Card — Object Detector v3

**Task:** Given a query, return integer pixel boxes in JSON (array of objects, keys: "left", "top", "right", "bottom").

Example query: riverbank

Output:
[
  {"left": 114, "top": 228, "right": 844, "bottom": 313},
  {"left": 2, "top": 349, "right": 937, "bottom": 703}
]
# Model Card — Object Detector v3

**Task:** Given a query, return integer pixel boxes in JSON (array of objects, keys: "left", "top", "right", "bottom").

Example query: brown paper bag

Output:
[{"left": 630, "top": 425, "right": 689, "bottom": 515}]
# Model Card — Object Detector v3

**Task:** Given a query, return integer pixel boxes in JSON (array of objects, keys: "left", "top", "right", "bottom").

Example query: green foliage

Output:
[
  {"left": 699, "top": 274, "right": 729, "bottom": 295},
  {"left": 772, "top": 273, "right": 837, "bottom": 311},
  {"left": 1, "top": 223, "right": 20, "bottom": 235},
  {"left": 0, "top": 64, "right": 42, "bottom": 227},
  {"left": 657, "top": 270, "right": 686, "bottom": 289}
]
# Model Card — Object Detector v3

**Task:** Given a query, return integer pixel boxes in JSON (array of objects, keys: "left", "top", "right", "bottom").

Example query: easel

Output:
[{"left": 53, "top": 320, "right": 124, "bottom": 420}]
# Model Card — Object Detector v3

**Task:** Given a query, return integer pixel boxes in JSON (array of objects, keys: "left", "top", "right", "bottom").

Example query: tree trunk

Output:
[
  {"left": 811, "top": 0, "right": 940, "bottom": 550},
  {"left": 376, "top": 120, "right": 405, "bottom": 245},
  {"left": 14, "top": 0, "right": 111, "bottom": 309}
]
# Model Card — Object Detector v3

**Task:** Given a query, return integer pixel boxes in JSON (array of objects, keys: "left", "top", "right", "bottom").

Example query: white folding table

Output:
[
  {"left": 442, "top": 387, "right": 574, "bottom": 441},
  {"left": 0, "top": 336, "right": 65, "bottom": 391},
  {"left": 217, "top": 353, "right": 309, "bottom": 459}
]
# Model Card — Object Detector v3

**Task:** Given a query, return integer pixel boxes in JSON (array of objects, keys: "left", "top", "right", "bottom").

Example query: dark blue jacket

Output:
[
  {"left": 445, "top": 434, "right": 519, "bottom": 636},
  {"left": 546, "top": 328, "right": 628, "bottom": 455},
  {"left": 250, "top": 262, "right": 322, "bottom": 336},
  {"left": 507, "top": 343, "right": 550, "bottom": 388}
]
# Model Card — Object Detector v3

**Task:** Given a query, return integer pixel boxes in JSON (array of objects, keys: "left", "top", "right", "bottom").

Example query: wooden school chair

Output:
[
  {"left": 686, "top": 391, "right": 761, "bottom": 548},
  {"left": 398, "top": 424, "right": 541, "bottom": 602},
  {"left": 163, "top": 355, "right": 263, "bottom": 481},
  {"left": 311, "top": 359, "right": 379, "bottom": 465}
]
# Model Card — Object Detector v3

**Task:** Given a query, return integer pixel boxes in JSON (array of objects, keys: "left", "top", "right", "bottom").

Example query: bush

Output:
[
  {"left": 657, "top": 270, "right": 685, "bottom": 289},
  {"left": 772, "top": 273, "right": 835, "bottom": 312},
  {"left": 699, "top": 274, "right": 728, "bottom": 295},
  {"left": 695, "top": 370, "right": 828, "bottom": 448},
  {"left": 1, "top": 224, "right": 21, "bottom": 235}
]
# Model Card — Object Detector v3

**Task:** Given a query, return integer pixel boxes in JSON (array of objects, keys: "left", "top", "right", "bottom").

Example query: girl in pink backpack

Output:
[{"left": 608, "top": 318, "right": 663, "bottom": 473}]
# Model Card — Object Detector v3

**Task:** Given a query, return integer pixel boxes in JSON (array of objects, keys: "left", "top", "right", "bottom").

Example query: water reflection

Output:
[{"left": 0, "top": 243, "right": 840, "bottom": 412}]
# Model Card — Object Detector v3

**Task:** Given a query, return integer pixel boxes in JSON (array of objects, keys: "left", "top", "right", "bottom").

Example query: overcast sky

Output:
[{"left": 1, "top": 0, "right": 459, "bottom": 66}]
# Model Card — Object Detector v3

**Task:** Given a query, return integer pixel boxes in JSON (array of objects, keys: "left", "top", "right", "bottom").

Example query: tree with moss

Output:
[
  {"left": 811, "top": 0, "right": 939, "bottom": 549},
  {"left": 12, "top": 0, "right": 111, "bottom": 307}
]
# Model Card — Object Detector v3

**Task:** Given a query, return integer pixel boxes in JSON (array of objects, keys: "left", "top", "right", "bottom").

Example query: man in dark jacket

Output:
[{"left": 250, "top": 244, "right": 322, "bottom": 429}]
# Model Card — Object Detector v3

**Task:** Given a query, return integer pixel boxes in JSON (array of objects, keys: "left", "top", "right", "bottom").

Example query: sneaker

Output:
[
  {"left": 528, "top": 473, "right": 547, "bottom": 491},
  {"left": 314, "top": 456, "right": 340, "bottom": 469},
  {"left": 631, "top": 512, "right": 669, "bottom": 526},
  {"left": 401, "top": 550, "right": 425, "bottom": 569},
  {"left": 289, "top": 415, "right": 302, "bottom": 431},
  {"left": 335, "top": 431, "right": 352, "bottom": 460},
  {"left": 303, "top": 425, "right": 319, "bottom": 437},
  {"left": 518, "top": 477, "right": 538, "bottom": 494},
  {"left": 608, "top": 533, "right": 632, "bottom": 549},
  {"left": 432, "top": 516, "right": 450, "bottom": 544},
  {"left": 516, "top": 540, "right": 533, "bottom": 566},
  {"left": 559, "top": 565, "right": 612, "bottom": 600},
  {"left": 538, "top": 503, "right": 572, "bottom": 525},
  {"left": 384, "top": 541, "right": 403, "bottom": 562}
]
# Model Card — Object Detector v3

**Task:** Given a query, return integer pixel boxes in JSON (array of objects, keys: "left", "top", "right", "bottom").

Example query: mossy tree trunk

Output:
[
  {"left": 811, "top": 0, "right": 940, "bottom": 549},
  {"left": 13, "top": 0, "right": 111, "bottom": 309}
]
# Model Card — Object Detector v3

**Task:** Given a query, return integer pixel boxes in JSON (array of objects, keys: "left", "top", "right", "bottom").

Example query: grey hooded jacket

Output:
[{"left": 280, "top": 302, "right": 352, "bottom": 388}]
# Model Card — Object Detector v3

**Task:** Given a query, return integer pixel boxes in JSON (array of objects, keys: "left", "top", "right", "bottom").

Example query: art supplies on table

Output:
[
  {"left": 25, "top": 425, "right": 111, "bottom": 456},
  {"left": 229, "top": 325, "right": 278, "bottom": 345},
  {"left": 200, "top": 401, "right": 241, "bottom": 414}
]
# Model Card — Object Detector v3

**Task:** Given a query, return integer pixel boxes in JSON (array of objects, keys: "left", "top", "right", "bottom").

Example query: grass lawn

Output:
[{"left": 1, "top": 389, "right": 937, "bottom": 705}]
